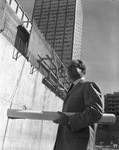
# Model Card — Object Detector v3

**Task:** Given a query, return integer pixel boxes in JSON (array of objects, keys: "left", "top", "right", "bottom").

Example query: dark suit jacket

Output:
[{"left": 54, "top": 81, "right": 103, "bottom": 150}]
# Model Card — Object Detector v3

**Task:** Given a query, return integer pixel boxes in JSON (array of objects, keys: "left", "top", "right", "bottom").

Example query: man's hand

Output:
[{"left": 53, "top": 111, "right": 69, "bottom": 126}]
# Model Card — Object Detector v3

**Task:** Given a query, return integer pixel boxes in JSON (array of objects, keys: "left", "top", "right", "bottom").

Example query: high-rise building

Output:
[
  {"left": 105, "top": 92, "right": 119, "bottom": 116},
  {"left": 96, "top": 92, "right": 119, "bottom": 145},
  {"left": 32, "top": 0, "right": 83, "bottom": 67}
]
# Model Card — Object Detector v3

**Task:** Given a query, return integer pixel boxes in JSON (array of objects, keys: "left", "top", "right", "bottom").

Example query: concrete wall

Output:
[
  {"left": 0, "top": 0, "right": 63, "bottom": 149},
  {"left": 0, "top": 30, "right": 63, "bottom": 150}
]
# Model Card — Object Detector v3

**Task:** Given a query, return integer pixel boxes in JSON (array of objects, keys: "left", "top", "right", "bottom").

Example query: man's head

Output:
[{"left": 67, "top": 59, "right": 86, "bottom": 82}]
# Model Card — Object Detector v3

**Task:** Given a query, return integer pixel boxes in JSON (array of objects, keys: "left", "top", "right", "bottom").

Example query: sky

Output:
[
  {"left": 81, "top": 0, "right": 119, "bottom": 95},
  {"left": 18, "top": 0, "right": 119, "bottom": 96}
]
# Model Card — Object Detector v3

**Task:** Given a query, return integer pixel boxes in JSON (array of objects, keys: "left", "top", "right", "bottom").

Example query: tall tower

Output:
[{"left": 32, "top": 0, "right": 83, "bottom": 67}]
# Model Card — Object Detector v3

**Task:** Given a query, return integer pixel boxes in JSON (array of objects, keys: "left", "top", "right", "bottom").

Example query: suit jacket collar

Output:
[
  {"left": 73, "top": 77, "right": 85, "bottom": 86},
  {"left": 64, "top": 78, "right": 86, "bottom": 101}
]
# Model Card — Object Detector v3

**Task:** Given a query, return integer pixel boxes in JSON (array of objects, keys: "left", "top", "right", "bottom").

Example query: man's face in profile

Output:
[{"left": 67, "top": 61, "right": 82, "bottom": 82}]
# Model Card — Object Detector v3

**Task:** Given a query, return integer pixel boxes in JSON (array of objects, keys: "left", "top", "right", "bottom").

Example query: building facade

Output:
[
  {"left": 105, "top": 92, "right": 119, "bottom": 116},
  {"left": 96, "top": 92, "right": 119, "bottom": 145},
  {"left": 32, "top": 0, "right": 83, "bottom": 67}
]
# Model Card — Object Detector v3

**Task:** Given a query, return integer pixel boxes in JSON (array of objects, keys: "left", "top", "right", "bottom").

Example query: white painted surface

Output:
[{"left": 0, "top": 33, "right": 63, "bottom": 150}]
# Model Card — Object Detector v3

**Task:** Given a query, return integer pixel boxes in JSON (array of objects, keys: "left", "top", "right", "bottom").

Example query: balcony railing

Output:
[{"left": 6, "top": 0, "right": 32, "bottom": 32}]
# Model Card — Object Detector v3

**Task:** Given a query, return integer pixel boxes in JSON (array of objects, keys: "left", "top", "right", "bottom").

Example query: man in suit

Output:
[{"left": 53, "top": 59, "right": 103, "bottom": 150}]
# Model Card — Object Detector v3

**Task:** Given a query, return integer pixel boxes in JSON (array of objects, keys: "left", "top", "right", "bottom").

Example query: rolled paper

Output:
[{"left": 7, "top": 109, "right": 116, "bottom": 125}]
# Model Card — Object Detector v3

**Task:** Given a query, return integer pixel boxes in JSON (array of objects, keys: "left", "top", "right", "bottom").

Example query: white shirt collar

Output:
[{"left": 73, "top": 77, "right": 85, "bottom": 86}]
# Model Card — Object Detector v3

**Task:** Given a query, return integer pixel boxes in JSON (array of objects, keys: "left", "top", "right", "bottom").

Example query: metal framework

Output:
[{"left": 12, "top": 48, "right": 22, "bottom": 60}]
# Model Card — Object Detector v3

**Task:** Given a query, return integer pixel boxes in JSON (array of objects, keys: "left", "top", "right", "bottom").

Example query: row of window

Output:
[
  {"left": 34, "top": 3, "right": 75, "bottom": 10},
  {"left": 39, "top": 22, "right": 74, "bottom": 27},
  {"left": 38, "top": 14, "right": 75, "bottom": 19},
  {"left": 39, "top": 1, "right": 75, "bottom": 6},
  {"left": 46, "top": 27, "right": 73, "bottom": 31},
  {"left": 33, "top": 13, "right": 75, "bottom": 21}
]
